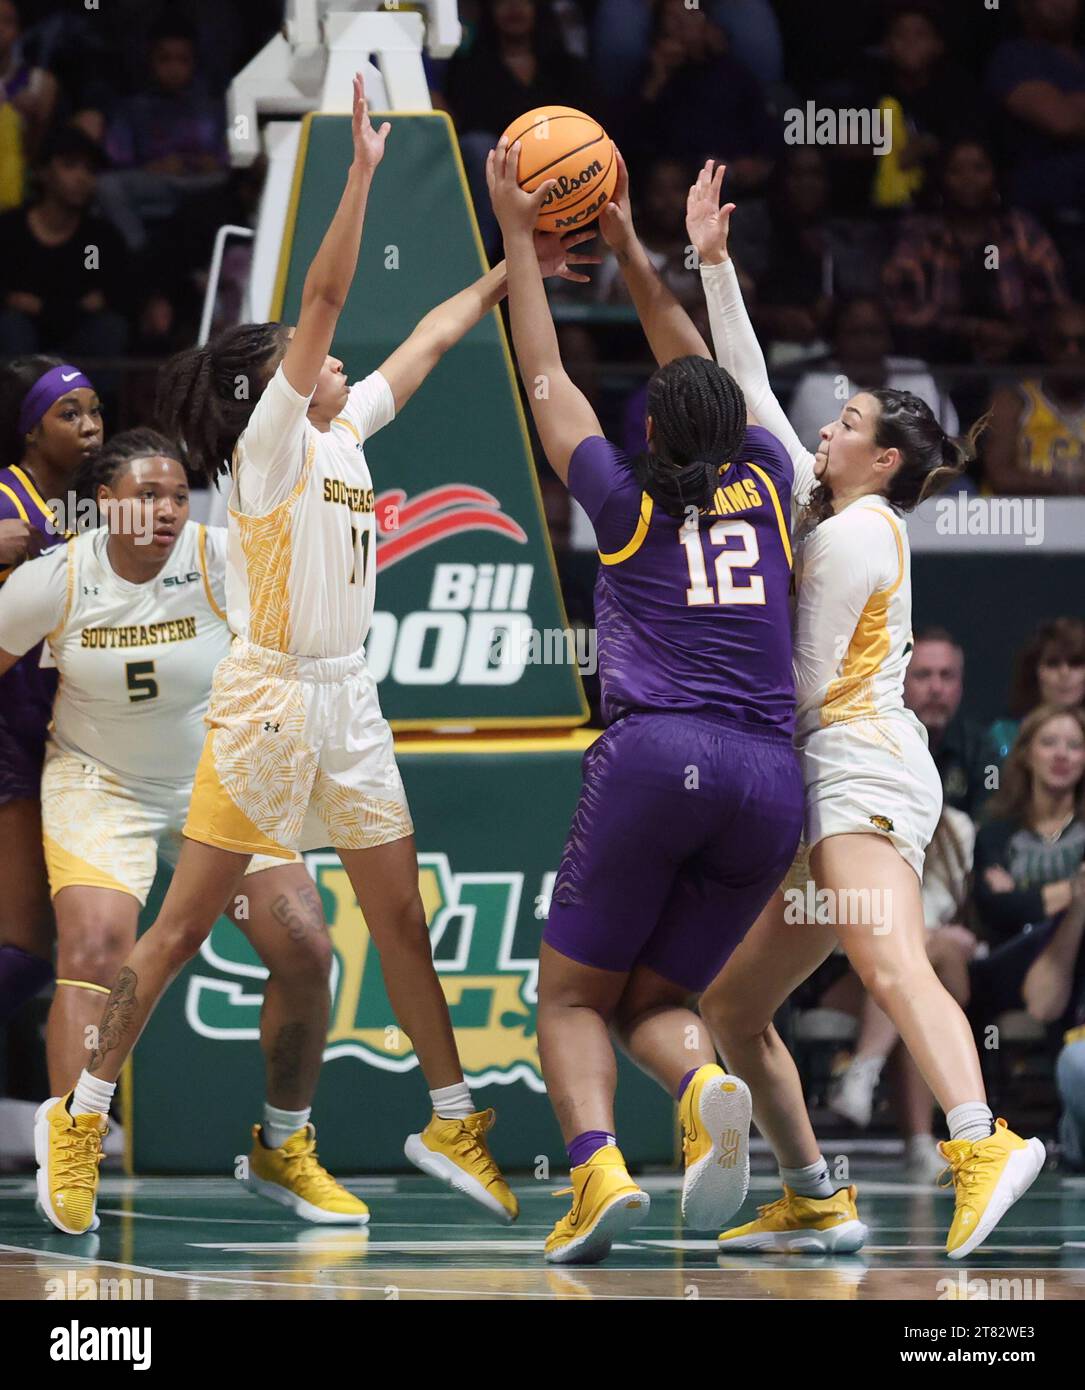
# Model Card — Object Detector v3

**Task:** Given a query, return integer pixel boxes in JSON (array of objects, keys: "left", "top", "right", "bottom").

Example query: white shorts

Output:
[
  {"left": 185, "top": 638, "right": 413, "bottom": 858},
  {"left": 41, "top": 746, "right": 292, "bottom": 906},
  {"left": 799, "top": 712, "right": 943, "bottom": 881}
]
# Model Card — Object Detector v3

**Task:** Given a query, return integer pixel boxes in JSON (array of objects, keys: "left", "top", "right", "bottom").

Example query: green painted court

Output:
[{"left": 3, "top": 1163, "right": 1084, "bottom": 1301}]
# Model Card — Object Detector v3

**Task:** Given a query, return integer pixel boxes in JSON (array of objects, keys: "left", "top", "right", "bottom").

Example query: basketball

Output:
[{"left": 500, "top": 105, "right": 618, "bottom": 234}]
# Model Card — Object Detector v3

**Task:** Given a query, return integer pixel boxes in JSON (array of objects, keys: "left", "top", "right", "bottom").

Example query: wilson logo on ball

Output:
[{"left": 501, "top": 104, "right": 618, "bottom": 234}]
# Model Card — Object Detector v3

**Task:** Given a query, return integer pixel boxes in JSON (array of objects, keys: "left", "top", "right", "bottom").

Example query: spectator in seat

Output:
[
  {"left": 883, "top": 137, "right": 1069, "bottom": 366},
  {"left": 442, "top": 0, "right": 590, "bottom": 255},
  {"left": 988, "top": 618, "right": 1085, "bottom": 766},
  {"left": 985, "top": 303, "right": 1085, "bottom": 495},
  {"left": 0, "top": 0, "right": 57, "bottom": 210},
  {"left": 0, "top": 126, "right": 128, "bottom": 360},
  {"left": 96, "top": 15, "right": 228, "bottom": 253},
  {"left": 786, "top": 296, "right": 959, "bottom": 456},
  {"left": 987, "top": 0, "right": 1085, "bottom": 229},
  {"left": 635, "top": 0, "right": 776, "bottom": 191},
  {"left": 871, "top": 3, "right": 987, "bottom": 211},
  {"left": 594, "top": 156, "right": 698, "bottom": 308},
  {"left": 904, "top": 627, "right": 994, "bottom": 820},
  {"left": 969, "top": 706, "right": 1085, "bottom": 1164}
]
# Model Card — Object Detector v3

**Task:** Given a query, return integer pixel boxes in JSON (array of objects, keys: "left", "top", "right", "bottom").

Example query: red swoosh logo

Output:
[{"left": 374, "top": 483, "right": 527, "bottom": 572}]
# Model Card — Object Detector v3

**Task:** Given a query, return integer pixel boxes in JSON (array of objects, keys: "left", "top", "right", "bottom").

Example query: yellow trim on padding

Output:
[
  {"left": 269, "top": 114, "right": 314, "bottom": 321},
  {"left": 598, "top": 492, "right": 653, "bottom": 566},
  {"left": 9, "top": 465, "right": 55, "bottom": 524},
  {"left": 44, "top": 834, "right": 136, "bottom": 902},
  {"left": 56, "top": 978, "right": 110, "bottom": 995},
  {"left": 197, "top": 523, "right": 228, "bottom": 623},
  {"left": 747, "top": 463, "right": 793, "bottom": 569},
  {"left": 120, "top": 1062, "right": 134, "bottom": 1177},
  {"left": 394, "top": 729, "right": 600, "bottom": 755},
  {"left": 0, "top": 481, "right": 29, "bottom": 521}
]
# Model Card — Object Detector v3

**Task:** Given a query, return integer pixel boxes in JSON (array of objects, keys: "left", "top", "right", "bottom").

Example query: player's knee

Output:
[
  {"left": 58, "top": 926, "right": 130, "bottom": 988},
  {"left": 700, "top": 987, "right": 770, "bottom": 1048},
  {"left": 276, "top": 929, "right": 333, "bottom": 986},
  {"left": 857, "top": 962, "right": 908, "bottom": 1014},
  {"left": 156, "top": 914, "right": 214, "bottom": 969}
]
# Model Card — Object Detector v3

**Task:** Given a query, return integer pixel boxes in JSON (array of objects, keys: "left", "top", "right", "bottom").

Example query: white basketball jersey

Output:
[
  {"left": 45, "top": 524, "right": 233, "bottom": 780},
  {"left": 226, "top": 365, "right": 395, "bottom": 660}
]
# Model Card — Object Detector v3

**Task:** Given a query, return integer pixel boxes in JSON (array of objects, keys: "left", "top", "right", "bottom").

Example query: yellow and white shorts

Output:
[
  {"left": 41, "top": 746, "right": 292, "bottom": 906},
  {"left": 184, "top": 638, "right": 413, "bottom": 859},
  {"left": 799, "top": 715, "right": 943, "bottom": 882}
]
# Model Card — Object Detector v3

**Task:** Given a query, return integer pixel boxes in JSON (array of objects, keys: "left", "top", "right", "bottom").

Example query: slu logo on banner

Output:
[{"left": 185, "top": 852, "right": 547, "bottom": 1092}]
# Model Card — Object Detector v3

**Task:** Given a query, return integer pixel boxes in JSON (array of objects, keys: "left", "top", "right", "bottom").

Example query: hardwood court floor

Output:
[{"left": 2, "top": 1168, "right": 1084, "bottom": 1300}]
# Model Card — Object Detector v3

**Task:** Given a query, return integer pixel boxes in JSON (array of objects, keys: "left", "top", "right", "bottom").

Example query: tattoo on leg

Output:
[
  {"left": 270, "top": 886, "right": 326, "bottom": 944},
  {"left": 268, "top": 1020, "right": 308, "bottom": 1097},
  {"left": 88, "top": 967, "right": 139, "bottom": 1074}
]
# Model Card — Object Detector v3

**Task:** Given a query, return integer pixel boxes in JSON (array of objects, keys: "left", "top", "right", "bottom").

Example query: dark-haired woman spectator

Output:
[
  {"left": 883, "top": 137, "right": 1069, "bottom": 366},
  {"left": 988, "top": 618, "right": 1085, "bottom": 766},
  {"left": 970, "top": 706, "right": 1085, "bottom": 1164},
  {"left": 0, "top": 126, "right": 129, "bottom": 360},
  {"left": 0, "top": 354, "right": 102, "bottom": 1029},
  {"left": 870, "top": 3, "right": 986, "bottom": 211},
  {"left": 0, "top": 0, "right": 57, "bottom": 210},
  {"left": 442, "top": 0, "right": 590, "bottom": 253},
  {"left": 635, "top": 0, "right": 776, "bottom": 189}
]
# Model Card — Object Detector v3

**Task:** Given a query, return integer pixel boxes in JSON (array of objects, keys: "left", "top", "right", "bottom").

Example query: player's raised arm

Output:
[
  {"left": 280, "top": 72, "right": 390, "bottom": 400},
  {"left": 599, "top": 149, "right": 712, "bottom": 367},
  {"left": 687, "top": 161, "right": 816, "bottom": 498},
  {"left": 487, "top": 138, "right": 602, "bottom": 484},
  {"left": 376, "top": 230, "right": 599, "bottom": 415}
]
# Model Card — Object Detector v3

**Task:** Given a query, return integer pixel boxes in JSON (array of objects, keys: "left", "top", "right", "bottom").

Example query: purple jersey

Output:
[
  {"left": 0, "top": 465, "right": 65, "bottom": 732},
  {"left": 568, "top": 427, "right": 796, "bottom": 734}
]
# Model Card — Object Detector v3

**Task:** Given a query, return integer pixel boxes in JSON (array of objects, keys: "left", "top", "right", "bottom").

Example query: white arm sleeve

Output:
[
  {"left": 792, "top": 507, "right": 897, "bottom": 720},
  {"left": 699, "top": 258, "right": 817, "bottom": 509},
  {"left": 338, "top": 370, "right": 396, "bottom": 442},
  {"left": 234, "top": 365, "right": 315, "bottom": 516},
  {"left": 0, "top": 546, "right": 69, "bottom": 655}
]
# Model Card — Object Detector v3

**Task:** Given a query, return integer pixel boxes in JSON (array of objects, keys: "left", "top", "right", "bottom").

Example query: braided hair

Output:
[
  {"left": 154, "top": 323, "right": 290, "bottom": 483},
  {"left": 634, "top": 355, "right": 748, "bottom": 519},
  {"left": 0, "top": 355, "right": 64, "bottom": 467},
  {"left": 71, "top": 428, "right": 183, "bottom": 510}
]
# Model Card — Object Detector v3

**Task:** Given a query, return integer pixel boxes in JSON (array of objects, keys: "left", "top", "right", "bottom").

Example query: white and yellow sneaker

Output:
[
  {"left": 940, "top": 1119, "right": 1046, "bottom": 1259},
  {"left": 404, "top": 1109, "right": 518, "bottom": 1224},
  {"left": 545, "top": 1144, "right": 649, "bottom": 1265},
  {"left": 679, "top": 1063, "right": 751, "bottom": 1230},
  {"left": 244, "top": 1124, "right": 370, "bottom": 1224},
  {"left": 34, "top": 1095, "right": 107, "bottom": 1236},
  {"left": 717, "top": 1185, "right": 868, "bottom": 1254}
]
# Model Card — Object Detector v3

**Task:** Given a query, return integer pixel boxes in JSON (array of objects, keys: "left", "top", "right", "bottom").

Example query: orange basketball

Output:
[{"left": 500, "top": 105, "right": 618, "bottom": 234}]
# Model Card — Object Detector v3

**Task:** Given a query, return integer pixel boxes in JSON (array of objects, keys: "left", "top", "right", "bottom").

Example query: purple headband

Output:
[{"left": 17, "top": 365, "right": 95, "bottom": 437}]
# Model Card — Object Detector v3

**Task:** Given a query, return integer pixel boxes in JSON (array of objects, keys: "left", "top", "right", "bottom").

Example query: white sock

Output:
[
  {"left": 946, "top": 1101, "right": 994, "bottom": 1145},
  {"left": 779, "top": 1156, "right": 835, "bottom": 1199},
  {"left": 261, "top": 1103, "right": 311, "bottom": 1149},
  {"left": 431, "top": 1081, "right": 474, "bottom": 1120},
  {"left": 71, "top": 1070, "right": 116, "bottom": 1118}
]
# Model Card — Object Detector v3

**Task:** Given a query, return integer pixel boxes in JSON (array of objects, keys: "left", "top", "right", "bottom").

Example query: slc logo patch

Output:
[
  {"left": 186, "top": 851, "right": 544, "bottom": 1091},
  {"left": 869, "top": 814, "right": 895, "bottom": 833}
]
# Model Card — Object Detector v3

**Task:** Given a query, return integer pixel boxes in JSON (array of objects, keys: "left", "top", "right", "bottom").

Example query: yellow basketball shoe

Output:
[
  {"left": 940, "top": 1119, "right": 1046, "bottom": 1260},
  {"left": 680, "top": 1063, "right": 751, "bottom": 1230},
  {"left": 404, "top": 1109, "right": 518, "bottom": 1224},
  {"left": 545, "top": 1144, "right": 650, "bottom": 1265},
  {"left": 717, "top": 1185, "right": 868, "bottom": 1254},
  {"left": 34, "top": 1095, "right": 108, "bottom": 1236},
  {"left": 244, "top": 1124, "right": 370, "bottom": 1224}
]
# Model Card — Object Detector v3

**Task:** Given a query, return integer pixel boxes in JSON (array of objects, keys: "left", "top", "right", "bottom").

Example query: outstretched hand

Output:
[
  {"left": 534, "top": 229, "right": 601, "bottom": 283},
  {"left": 487, "top": 137, "right": 556, "bottom": 236},
  {"left": 598, "top": 148, "right": 633, "bottom": 252},
  {"left": 351, "top": 71, "right": 391, "bottom": 173},
  {"left": 686, "top": 159, "right": 735, "bottom": 267}
]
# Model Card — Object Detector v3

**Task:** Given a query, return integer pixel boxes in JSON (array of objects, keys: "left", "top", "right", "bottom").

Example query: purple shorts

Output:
[
  {"left": 544, "top": 711, "right": 804, "bottom": 992},
  {"left": 0, "top": 682, "right": 51, "bottom": 805}
]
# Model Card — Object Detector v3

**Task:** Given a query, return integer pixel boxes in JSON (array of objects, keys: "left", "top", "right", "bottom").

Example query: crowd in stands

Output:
[{"left": 1, "top": 0, "right": 1084, "bottom": 1169}]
